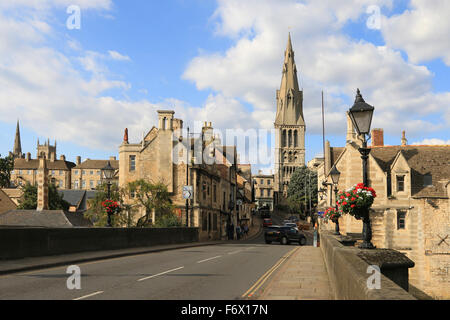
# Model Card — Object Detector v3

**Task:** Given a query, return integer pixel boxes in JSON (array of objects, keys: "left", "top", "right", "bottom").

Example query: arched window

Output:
[
  {"left": 294, "top": 130, "right": 298, "bottom": 147},
  {"left": 282, "top": 130, "right": 287, "bottom": 147},
  {"left": 288, "top": 130, "right": 292, "bottom": 147}
]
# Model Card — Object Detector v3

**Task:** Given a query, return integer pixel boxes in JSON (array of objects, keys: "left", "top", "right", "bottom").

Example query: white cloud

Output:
[
  {"left": 382, "top": 0, "right": 450, "bottom": 65},
  {"left": 184, "top": 0, "right": 450, "bottom": 140},
  {"left": 108, "top": 50, "right": 131, "bottom": 61},
  {"left": 412, "top": 138, "right": 450, "bottom": 146}
]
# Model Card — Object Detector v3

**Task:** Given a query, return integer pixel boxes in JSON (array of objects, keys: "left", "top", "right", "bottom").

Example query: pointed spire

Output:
[{"left": 13, "top": 119, "right": 22, "bottom": 157}]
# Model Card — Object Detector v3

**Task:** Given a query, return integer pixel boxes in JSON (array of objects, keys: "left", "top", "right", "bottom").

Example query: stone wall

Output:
[
  {"left": 0, "top": 227, "right": 199, "bottom": 260},
  {"left": 320, "top": 230, "right": 416, "bottom": 300}
]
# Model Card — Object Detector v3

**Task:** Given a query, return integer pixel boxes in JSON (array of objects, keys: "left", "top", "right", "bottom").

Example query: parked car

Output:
[
  {"left": 264, "top": 226, "right": 307, "bottom": 245},
  {"left": 283, "top": 219, "right": 292, "bottom": 225},
  {"left": 288, "top": 216, "right": 300, "bottom": 222},
  {"left": 263, "top": 218, "right": 273, "bottom": 227},
  {"left": 284, "top": 222, "right": 298, "bottom": 229}
]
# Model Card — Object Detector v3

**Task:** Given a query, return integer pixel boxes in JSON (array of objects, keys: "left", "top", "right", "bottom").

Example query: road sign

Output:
[{"left": 182, "top": 186, "right": 193, "bottom": 200}]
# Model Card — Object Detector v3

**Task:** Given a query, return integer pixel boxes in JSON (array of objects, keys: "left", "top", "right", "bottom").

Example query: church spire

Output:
[
  {"left": 13, "top": 120, "right": 22, "bottom": 158},
  {"left": 275, "top": 33, "right": 303, "bottom": 126}
]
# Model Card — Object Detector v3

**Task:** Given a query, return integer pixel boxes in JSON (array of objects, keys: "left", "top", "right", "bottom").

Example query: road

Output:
[{"left": 0, "top": 215, "right": 306, "bottom": 300}]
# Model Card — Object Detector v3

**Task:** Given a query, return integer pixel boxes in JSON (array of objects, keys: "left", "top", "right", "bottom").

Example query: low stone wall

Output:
[
  {"left": 320, "top": 230, "right": 416, "bottom": 300},
  {"left": 0, "top": 227, "right": 199, "bottom": 260}
]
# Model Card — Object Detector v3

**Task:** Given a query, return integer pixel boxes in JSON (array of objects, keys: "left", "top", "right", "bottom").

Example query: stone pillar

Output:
[{"left": 37, "top": 157, "right": 49, "bottom": 211}]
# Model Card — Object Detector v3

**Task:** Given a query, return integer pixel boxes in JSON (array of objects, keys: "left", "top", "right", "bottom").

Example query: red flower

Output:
[
  {"left": 343, "top": 201, "right": 347, "bottom": 205},
  {"left": 351, "top": 197, "right": 356, "bottom": 201},
  {"left": 351, "top": 204, "right": 355, "bottom": 208}
]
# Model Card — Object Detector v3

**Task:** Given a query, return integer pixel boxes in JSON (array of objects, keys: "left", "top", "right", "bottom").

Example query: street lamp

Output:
[
  {"left": 329, "top": 165, "right": 341, "bottom": 235},
  {"left": 348, "top": 88, "right": 375, "bottom": 249},
  {"left": 102, "top": 161, "right": 115, "bottom": 227}
]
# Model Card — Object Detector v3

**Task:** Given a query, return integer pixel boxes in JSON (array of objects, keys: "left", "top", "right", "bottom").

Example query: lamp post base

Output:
[{"left": 359, "top": 241, "right": 376, "bottom": 249}]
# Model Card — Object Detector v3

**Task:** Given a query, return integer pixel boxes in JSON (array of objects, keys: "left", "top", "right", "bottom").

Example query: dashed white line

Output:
[
  {"left": 73, "top": 291, "right": 104, "bottom": 300},
  {"left": 196, "top": 256, "right": 222, "bottom": 263},
  {"left": 227, "top": 250, "right": 242, "bottom": 255},
  {"left": 137, "top": 266, "right": 184, "bottom": 282}
]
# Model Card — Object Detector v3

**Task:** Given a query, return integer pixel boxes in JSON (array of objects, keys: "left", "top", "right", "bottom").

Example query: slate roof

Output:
[
  {"left": 73, "top": 159, "right": 119, "bottom": 170},
  {"left": 0, "top": 190, "right": 17, "bottom": 214},
  {"left": 58, "top": 189, "right": 99, "bottom": 212},
  {"left": 370, "top": 145, "right": 450, "bottom": 198},
  {"left": 14, "top": 158, "right": 76, "bottom": 170},
  {"left": 0, "top": 210, "right": 92, "bottom": 228}
]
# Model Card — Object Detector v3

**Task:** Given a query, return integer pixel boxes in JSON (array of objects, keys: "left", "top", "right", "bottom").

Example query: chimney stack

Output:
[
  {"left": 60, "top": 155, "right": 66, "bottom": 161},
  {"left": 26, "top": 152, "right": 31, "bottom": 161},
  {"left": 109, "top": 156, "right": 116, "bottom": 161},
  {"left": 76, "top": 156, "right": 81, "bottom": 165},
  {"left": 37, "top": 156, "right": 49, "bottom": 211},
  {"left": 401, "top": 131, "right": 408, "bottom": 146},
  {"left": 124, "top": 128, "right": 129, "bottom": 144},
  {"left": 371, "top": 128, "right": 384, "bottom": 147}
]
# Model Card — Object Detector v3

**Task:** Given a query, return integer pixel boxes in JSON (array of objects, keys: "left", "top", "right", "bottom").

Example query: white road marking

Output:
[
  {"left": 227, "top": 250, "right": 242, "bottom": 255},
  {"left": 73, "top": 291, "right": 104, "bottom": 300},
  {"left": 196, "top": 256, "right": 222, "bottom": 263},
  {"left": 137, "top": 266, "right": 184, "bottom": 282}
]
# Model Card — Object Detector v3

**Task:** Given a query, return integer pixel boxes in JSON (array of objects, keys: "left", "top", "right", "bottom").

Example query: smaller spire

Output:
[{"left": 13, "top": 119, "right": 22, "bottom": 157}]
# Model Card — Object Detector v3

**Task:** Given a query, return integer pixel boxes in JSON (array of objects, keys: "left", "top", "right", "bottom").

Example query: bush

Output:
[{"left": 153, "top": 213, "right": 182, "bottom": 228}]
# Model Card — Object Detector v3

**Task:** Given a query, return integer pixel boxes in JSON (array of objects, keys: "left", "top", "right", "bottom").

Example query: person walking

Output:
[{"left": 236, "top": 225, "right": 241, "bottom": 240}]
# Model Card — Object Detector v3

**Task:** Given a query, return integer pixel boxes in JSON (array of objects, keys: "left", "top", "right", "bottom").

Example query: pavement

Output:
[
  {"left": 256, "top": 227, "right": 335, "bottom": 300},
  {"left": 0, "top": 215, "right": 263, "bottom": 276}
]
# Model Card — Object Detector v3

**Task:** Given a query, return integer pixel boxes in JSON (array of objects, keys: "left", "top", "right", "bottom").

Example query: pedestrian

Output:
[
  {"left": 236, "top": 225, "right": 241, "bottom": 240},
  {"left": 244, "top": 224, "right": 249, "bottom": 237}
]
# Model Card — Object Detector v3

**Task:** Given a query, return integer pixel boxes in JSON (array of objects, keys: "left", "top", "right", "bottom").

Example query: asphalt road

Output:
[{"left": 0, "top": 215, "right": 306, "bottom": 300}]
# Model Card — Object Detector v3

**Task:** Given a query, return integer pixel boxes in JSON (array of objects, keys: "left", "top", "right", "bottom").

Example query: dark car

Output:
[
  {"left": 264, "top": 225, "right": 307, "bottom": 245},
  {"left": 288, "top": 216, "right": 300, "bottom": 222},
  {"left": 263, "top": 218, "right": 272, "bottom": 227}
]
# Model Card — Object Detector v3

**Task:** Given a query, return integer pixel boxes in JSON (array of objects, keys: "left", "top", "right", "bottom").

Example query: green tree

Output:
[
  {"left": 287, "top": 166, "right": 318, "bottom": 217},
  {"left": 126, "top": 179, "right": 174, "bottom": 227},
  {"left": 17, "top": 182, "right": 70, "bottom": 210},
  {"left": 0, "top": 154, "right": 14, "bottom": 188},
  {"left": 84, "top": 183, "right": 128, "bottom": 227}
]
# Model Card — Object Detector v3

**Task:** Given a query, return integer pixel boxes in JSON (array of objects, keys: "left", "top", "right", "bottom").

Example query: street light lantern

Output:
[
  {"left": 348, "top": 88, "right": 374, "bottom": 136},
  {"left": 102, "top": 161, "right": 115, "bottom": 181},
  {"left": 330, "top": 165, "right": 341, "bottom": 186}
]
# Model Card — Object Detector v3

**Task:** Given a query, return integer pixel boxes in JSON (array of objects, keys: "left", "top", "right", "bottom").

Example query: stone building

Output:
[
  {"left": 9, "top": 122, "right": 75, "bottom": 188},
  {"left": 274, "top": 34, "right": 306, "bottom": 202},
  {"left": 318, "top": 94, "right": 450, "bottom": 299},
  {"left": 119, "top": 110, "right": 239, "bottom": 241},
  {"left": 11, "top": 152, "right": 75, "bottom": 189},
  {"left": 253, "top": 171, "right": 274, "bottom": 211},
  {"left": 71, "top": 157, "right": 119, "bottom": 190},
  {"left": 237, "top": 164, "right": 254, "bottom": 227}
]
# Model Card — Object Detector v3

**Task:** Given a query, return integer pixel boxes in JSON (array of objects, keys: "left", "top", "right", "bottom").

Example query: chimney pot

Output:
[
  {"left": 76, "top": 156, "right": 81, "bottom": 165},
  {"left": 60, "top": 155, "right": 66, "bottom": 161},
  {"left": 371, "top": 129, "right": 384, "bottom": 147},
  {"left": 109, "top": 156, "right": 116, "bottom": 161}
]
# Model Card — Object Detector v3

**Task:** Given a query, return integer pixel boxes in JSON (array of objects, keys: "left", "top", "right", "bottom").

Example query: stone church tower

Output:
[{"left": 274, "top": 34, "right": 306, "bottom": 198}]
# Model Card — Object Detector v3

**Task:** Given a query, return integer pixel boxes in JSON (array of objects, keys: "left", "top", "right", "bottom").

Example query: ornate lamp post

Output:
[
  {"left": 102, "top": 161, "right": 115, "bottom": 227},
  {"left": 348, "top": 88, "right": 375, "bottom": 249},
  {"left": 330, "top": 165, "right": 341, "bottom": 235}
]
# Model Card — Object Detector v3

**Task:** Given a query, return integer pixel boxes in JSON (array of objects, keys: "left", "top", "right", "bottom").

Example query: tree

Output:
[
  {"left": 0, "top": 154, "right": 13, "bottom": 188},
  {"left": 84, "top": 183, "right": 132, "bottom": 227},
  {"left": 17, "top": 182, "right": 70, "bottom": 210},
  {"left": 126, "top": 179, "right": 174, "bottom": 227},
  {"left": 287, "top": 166, "right": 318, "bottom": 217}
]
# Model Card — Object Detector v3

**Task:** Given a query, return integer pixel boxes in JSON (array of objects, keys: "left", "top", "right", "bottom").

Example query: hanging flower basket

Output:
[
  {"left": 336, "top": 183, "right": 376, "bottom": 220},
  {"left": 102, "top": 200, "right": 120, "bottom": 215},
  {"left": 325, "top": 207, "right": 341, "bottom": 223}
]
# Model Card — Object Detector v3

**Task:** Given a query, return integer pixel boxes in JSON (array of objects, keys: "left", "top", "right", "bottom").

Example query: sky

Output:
[{"left": 0, "top": 0, "right": 449, "bottom": 174}]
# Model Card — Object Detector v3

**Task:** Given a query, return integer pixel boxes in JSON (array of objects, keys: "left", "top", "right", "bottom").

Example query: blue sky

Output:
[{"left": 0, "top": 0, "right": 449, "bottom": 173}]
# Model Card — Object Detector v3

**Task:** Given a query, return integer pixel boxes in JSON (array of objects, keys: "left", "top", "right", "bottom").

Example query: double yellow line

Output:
[{"left": 242, "top": 247, "right": 298, "bottom": 299}]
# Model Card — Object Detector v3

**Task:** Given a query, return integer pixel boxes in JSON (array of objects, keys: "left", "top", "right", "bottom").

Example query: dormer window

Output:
[
  {"left": 396, "top": 175, "right": 405, "bottom": 192},
  {"left": 424, "top": 174, "right": 432, "bottom": 186}
]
